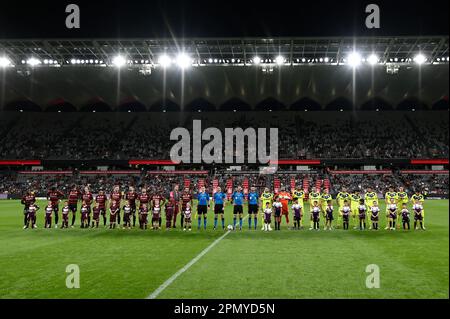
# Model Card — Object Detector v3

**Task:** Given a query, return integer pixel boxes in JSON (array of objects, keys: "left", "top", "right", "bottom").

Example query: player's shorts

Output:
[
  {"left": 184, "top": 217, "right": 192, "bottom": 223},
  {"left": 68, "top": 204, "right": 77, "bottom": 213},
  {"left": 110, "top": 214, "right": 117, "bottom": 223},
  {"left": 165, "top": 208, "right": 174, "bottom": 218},
  {"left": 414, "top": 214, "right": 423, "bottom": 221},
  {"left": 293, "top": 214, "right": 301, "bottom": 221},
  {"left": 45, "top": 213, "right": 52, "bottom": 220},
  {"left": 214, "top": 204, "right": 224, "bottom": 214},
  {"left": 371, "top": 215, "right": 379, "bottom": 222},
  {"left": 233, "top": 205, "right": 243, "bottom": 215},
  {"left": 248, "top": 204, "right": 258, "bottom": 214},
  {"left": 81, "top": 212, "right": 89, "bottom": 220},
  {"left": 274, "top": 210, "right": 281, "bottom": 217},
  {"left": 27, "top": 212, "right": 35, "bottom": 220},
  {"left": 140, "top": 214, "right": 148, "bottom": 223},
  {"left": 198, "top": 205, "right": 208, "bottom": 215},
  {"left": 93, "top": 212, "right": 100, "bottom": 221},
  {"left": 62, "top": 213, "right": 69, "bottom": 221},
  {"left": 343, "top": 215, "right": 349, "bottom": 222},
  {"left": 389, "top": 212, "right": 397, "bottom": 219},
  {"left": 312, "top": 214, "right": 320, "bottom": 222},
  {"left": 99, "top": 207, "right": 106, "bottom": 215},
  {"left": 326, "top": 212, "right": 334, "bottom": 221},
  {"left": 359, "top": 213, "right": 366, "bottom": 220},
  {"left": 264, "top": 213, "right": 271, "bottom": 223},
  {"left": 52, "top": 205, "right": 59, "bottom": 213},
  {"left": 402, "top": 217, "right": 410, "bottom": 223}
]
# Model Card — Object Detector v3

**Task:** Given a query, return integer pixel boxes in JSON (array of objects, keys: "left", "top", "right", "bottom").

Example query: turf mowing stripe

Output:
[{"left": 147, "top": 216, "right": 248, "bottom": 299}]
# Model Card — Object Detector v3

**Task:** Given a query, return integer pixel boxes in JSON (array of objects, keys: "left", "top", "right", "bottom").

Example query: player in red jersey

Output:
[
  {"left": 67, "top": 185, "right": 80, "bottom": 227},
  {"left": 165, "top": 197, "right": 176, "bottom": 229},
  {"left": 139, "top": 203, "right": 149, "bottom": 230},
  {"left": 125, "top": 186, "right": 138, "bottom": 227},
  {"left": 180, "top": 187, "right": 193, "bottom": 228},
  {"left": 138, "top": 188, "right": 150, "bottom": 228},
  {"left": 110, "top": 185, "right": 123, "bottom": 226},
  {"left": 82, "top": 186, "right": 93, "bottom": 226},
  {"left": 47, "top": 186, "right": 64, "bottom": 228},
  {"left": 109, "top": 200, "right": 120, "bottom": 229},
  {"left": 151, "top": 191, "right": 166, "bottom": 229},
  {"left": 95, "top": 190, "right": 108, "bottom": 226},
  {"left": 21, "top": 190, "right": 36, "bottom": 228},
  {"left": 91, "top": 203, "right": 101, "bottom": 228},
  {"left": 44, "top": 201, "right": 53, "bottom": 229},
  {"left": 169, "top": 184, "right": 181, "bottom": 228}
]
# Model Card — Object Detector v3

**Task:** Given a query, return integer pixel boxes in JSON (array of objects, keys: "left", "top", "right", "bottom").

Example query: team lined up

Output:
[{"left": 20, "top": 183, "right": 427, "bottom": 231}]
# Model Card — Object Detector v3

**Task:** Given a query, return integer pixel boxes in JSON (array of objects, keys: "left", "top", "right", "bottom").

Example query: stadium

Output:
[{"left": 0, "top": 34, "right": 448, "bottom": 301}]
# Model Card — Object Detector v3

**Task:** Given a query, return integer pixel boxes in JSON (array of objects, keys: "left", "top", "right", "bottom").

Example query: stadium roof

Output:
[{"left": 0, "top": 36, "right": 449, "bottom": 66}]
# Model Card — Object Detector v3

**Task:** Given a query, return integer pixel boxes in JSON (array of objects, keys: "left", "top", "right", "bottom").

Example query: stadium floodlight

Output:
[
  {"left": 275, "top": 55, "right": 285, "bottom": 65},
  {"left": 112, "top": 55, "right": 126, "bottom": 68},
  {"left": 253, "top": 56, "right": 261, "bottom": 65},
  {"left": 26, "top": 57, "right": 41, "bottom": 67},
  {"left": 347, "top": 52, "right": 361, "bottom": 67},
  {"left": 176, "top": 53, "right": 192, "bottom": 69},
  {"left": 367, "top": 54, "right": 379, "bottom": 65},
  {"left": 0, "top": 56, "right": 12, "bottom": 67},
  {"left": 324, "top": 57, "right": 329, "bottom": 63},
  {"left": 158, "top": 55, "right": 172, "bottom": 68},
  {"left": 414, "top": 53, "right": 426, "bottom": 65}
]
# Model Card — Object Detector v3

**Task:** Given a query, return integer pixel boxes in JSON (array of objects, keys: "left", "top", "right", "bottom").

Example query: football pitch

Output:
[{"left": 0, "top": 200, "right": 448, "bottom": 299}]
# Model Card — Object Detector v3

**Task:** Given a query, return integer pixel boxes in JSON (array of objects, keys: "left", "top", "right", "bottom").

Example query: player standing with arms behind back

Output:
[
  {"left": 231, "top": 186, "right": 245, "bottom": 230},
  {"left": 213, "top": 186, "right": 226, "bottom": 230},
  {"left": 247, "top": 186, "right": 259, "bottom": 230},
  {"left": 197, "top": 186, "right": 210, "bottom": 230}
]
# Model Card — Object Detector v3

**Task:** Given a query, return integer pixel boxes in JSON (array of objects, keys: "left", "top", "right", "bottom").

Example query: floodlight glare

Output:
[
  {"left": 253, "top": 56, "right": 261, "bottom": 65},
  {"left": 112, "top": 55, "right": 126, "bottom": 67},
  {"left": 414, "top": 54, "right": 426, "bottom": 65},
  {"left": 158, "top": 55, "right": 172, "bottom": 68},
  {"left": 275, "top": 55, "right": 285, "bottom": 65},
  {"left": 0, "top": 56, "right": 12, "bottom": 67},
  {"left": 347, "top": 52, "right": 361, "bottom": 67},
  {"left": 367, "top": 54, "right": 379, "bottom": 65},
  {"left": 26, "top": 58, "right": 41, "bottom": 66},
  {"left": 176, "top": 53, "right": 192, "bottom": 69}
]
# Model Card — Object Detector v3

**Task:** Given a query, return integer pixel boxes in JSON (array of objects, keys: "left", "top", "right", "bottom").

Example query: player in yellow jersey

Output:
[
  {"left": 384, "top": 186, "right": 398, "bottom": 230},
  {"left": 292, "top": 187, "right": 305, "bottom": 228},
  {"left": 410, "top": 189, "right": 425, "bottom": 230},
  {"left": 335, "top": 187, "right": 350, "bottom": 229},
  {"left": 396, "top": 187, "right": 409, "bottom": 229},
  {"left": 308, "top": 187, "right": 322, "bottom": 230},
  {"left": 260, "top": 188, "right": 274, "bottom": 230},
  {"left": 320, "top": 189, "right": 333, "bottom": 229},
  {"left": 350, "top": 190, "right": 362, "bottom": 229},
  {"left": 364, "top": 187, "right": 378, "bottom": 229}
]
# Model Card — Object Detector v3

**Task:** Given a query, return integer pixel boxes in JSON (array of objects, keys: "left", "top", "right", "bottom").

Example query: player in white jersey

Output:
[
  {"left": 413, "top": 201, "right": 425, "bottom": 230},
  {"left": 310, "top": 201, "right": 321, "bottom": 231},
  {"left": 387, "top": 198, "right": 398, "bottom": 230},
  {"left": 291, "top": 200, "right": 302, "bottom": 230},
  {"left": 340, "top": 200, "right": 351, "bottom": 230},
  {"left": 44, "top": 201, "right": 53, "bottom": 229},
  {"left": 325, "top": 200, "right": 334, "bottom": 230},
  {"left": 370, "top": 202, "right": 380, "bottom": 230},
  {"left": 358, "top": 199, "right": 367, "bottom": 230},
  {"left": 263, "top": 202, "right": 273, "bottom": 231},
  {"left": 273, "top": 198, "right": 283, "bottom": 231}
]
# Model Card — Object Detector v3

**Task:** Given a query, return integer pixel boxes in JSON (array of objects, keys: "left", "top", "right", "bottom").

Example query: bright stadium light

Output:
[
  {"left": 27, "top": 57, "right": 41, "bottom": 66},
  {"left": 367, "top": 54, "right": 379, "bottom": 65},
  {"left": 414, "top": 53, "right": 426, "bottom": 65},
  {"left": 275, "top": 55, "right": 285, "bottom": 65},
  {"left": 253, "top": 56, "right": 261, "bottom": 65},
  {"left": 347, "top": 52, "right": 362, "bottom": 67},
  {"left": 158, "top": 55, "right": 172, "bottom": 68},
  {"left": 112, "top": 55, "right": 126, "bottom": 68},
  {"left": 176, "top": 53, "right": 192, "bottom": 69},
  {"left": 0, "top": 56, "right": 12, "bottom": 67}
]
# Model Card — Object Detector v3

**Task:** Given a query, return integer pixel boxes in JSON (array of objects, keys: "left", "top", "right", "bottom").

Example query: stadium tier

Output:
[{"left": 0, "top": 111, "right": 448, "bottom": 161}]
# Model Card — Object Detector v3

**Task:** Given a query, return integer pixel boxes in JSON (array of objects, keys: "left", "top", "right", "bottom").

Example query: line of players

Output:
[{"left": 20, "top": 183, "right": 427, "bottom": 232}]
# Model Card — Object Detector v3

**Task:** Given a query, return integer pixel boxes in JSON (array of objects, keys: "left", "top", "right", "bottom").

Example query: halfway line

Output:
[{"left": 147, "top": 229, "right": 231, "bottom": 299}]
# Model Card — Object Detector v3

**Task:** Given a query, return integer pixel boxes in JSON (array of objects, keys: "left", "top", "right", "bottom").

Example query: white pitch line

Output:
[{"left": 147, "top": 216, "right": 248, "bottom": 299}]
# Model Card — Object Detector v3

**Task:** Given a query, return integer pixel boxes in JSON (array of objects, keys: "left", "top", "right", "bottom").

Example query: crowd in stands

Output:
[
  {"left": 1, "top": 170, "right": 447, "bottom": 198},
  {"left": 0, "top": 111, "right": 447, "bottom": 160}
]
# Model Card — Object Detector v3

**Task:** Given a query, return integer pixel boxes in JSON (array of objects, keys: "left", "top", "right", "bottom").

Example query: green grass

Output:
[{"left": 0, "top": 199, "right": 448, "bottom": 299}]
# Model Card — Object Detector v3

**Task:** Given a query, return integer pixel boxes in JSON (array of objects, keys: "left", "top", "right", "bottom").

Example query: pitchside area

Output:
[{"left": 0, "top": 200, "right": 448, "bottom": 299}]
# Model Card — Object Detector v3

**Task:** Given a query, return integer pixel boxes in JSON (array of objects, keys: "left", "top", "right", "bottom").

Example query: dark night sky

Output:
[{"left": 0, "top": 0, "right": 448, "bottom": 38}]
